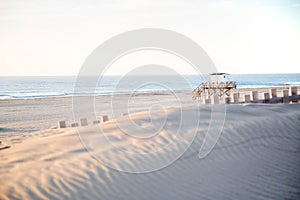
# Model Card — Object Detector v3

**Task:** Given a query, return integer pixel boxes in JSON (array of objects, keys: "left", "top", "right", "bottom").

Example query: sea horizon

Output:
[{"left": 0, "top": 73, "right": 299, "bottom": 100}]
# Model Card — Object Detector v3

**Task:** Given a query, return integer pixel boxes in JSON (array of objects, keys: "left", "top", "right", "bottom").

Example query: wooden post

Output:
[
  {"left": 233, "top": 93, "right": 239, "bottom": 103},
  {"left": 213, "top": 95, "right": 219, "bottom": 104},
  {"left": 102, "top": 115, "right": 109, "bottom": 122},
  {"left": 290, "top": 86, "right": 297, "bottom": 96},
  {"left": 251, "top": 91, "right": 258, "bottom": 101},
  {"left": 205, "top": 98, "right": 211, "bottom": 104},
  {"left": 282, "top": 89, "right": 289, "bottom": 104},
  {"left": 269, "top": 88, "right": 277, "bottom": 98},
  {"left": 244, "top": 95, "right": 251, "bottom": 103},
  {"left": 263, "top": 93, "right": 270, "bottom": 103},
  {"left": 80, "top": 118, "right": 88, "bottom": 126},
  {"left": 290, "top": 87, "right": 298, "bottom": 103},
  {"left": 71, "top": 122, "right": 78, "bottom": 127},
  {"left": 203, "top": 97, "right": 211, "bottom": 104},
  {"left": 58, "top": 121, "right": 66, "bottom": 128},
  {"left": 225, "top": 97, "right": 231, "bottom": 104},
  {"left": 93, "top": 120, "right": 100, "bottom": 124}
]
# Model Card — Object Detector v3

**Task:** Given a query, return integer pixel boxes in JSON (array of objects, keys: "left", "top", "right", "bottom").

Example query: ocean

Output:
[{"left": 0, "top": 74, "right": 299, "bottom": 100}]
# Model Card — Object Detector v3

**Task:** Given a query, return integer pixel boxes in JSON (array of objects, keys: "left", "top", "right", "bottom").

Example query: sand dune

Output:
[{"left": 1, "top": 104, "right": 300, "bottom": 199}]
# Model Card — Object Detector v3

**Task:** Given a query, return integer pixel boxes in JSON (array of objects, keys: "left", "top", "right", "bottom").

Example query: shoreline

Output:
[
  {"left": 0, "top": 86, "right": 299, "bottom": 144},
  {"left": 1, "top": 85, "right": 300, "bottom": 101}
]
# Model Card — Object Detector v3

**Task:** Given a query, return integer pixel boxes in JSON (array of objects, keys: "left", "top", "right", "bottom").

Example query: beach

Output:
[
  {"left": 2, "top": 0, "right": 300, "bottom": 199},
  {"left": 1, "top": 90, "right": 300, "bottom": 200}
]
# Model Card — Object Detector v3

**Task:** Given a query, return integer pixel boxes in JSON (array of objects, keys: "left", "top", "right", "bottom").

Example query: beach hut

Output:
[{"left": 209, "top": 73, "right": 229, "bottom": 83}]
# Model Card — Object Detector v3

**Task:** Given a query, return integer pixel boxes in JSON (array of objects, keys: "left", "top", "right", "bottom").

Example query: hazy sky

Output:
[{"left": 1, "top": 0, "right": 300, "bottom": 76}]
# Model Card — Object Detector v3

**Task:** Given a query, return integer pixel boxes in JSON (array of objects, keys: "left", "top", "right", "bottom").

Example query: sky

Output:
[{"left": 0, "top": 0, "right": 300, "bottom": 76}]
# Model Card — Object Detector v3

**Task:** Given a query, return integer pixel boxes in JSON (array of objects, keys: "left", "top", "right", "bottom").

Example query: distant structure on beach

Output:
[
  {"left": 210, "top": 72, "right": 229, "bottom": 83},
  {"left": 192, "top": 73, "right": 237, "bottom": 100}
]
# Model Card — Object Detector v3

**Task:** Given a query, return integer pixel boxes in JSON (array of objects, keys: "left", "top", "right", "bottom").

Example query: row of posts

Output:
[
  {"left": 58, "top": 115, "right": 109, "bottom": 128},
  {"left": 202, "top": 87, "right": 299, "bottom": 105}
]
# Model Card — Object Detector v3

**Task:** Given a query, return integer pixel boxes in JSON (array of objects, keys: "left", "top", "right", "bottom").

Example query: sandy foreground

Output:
[{"left": 1, "top": 91, "right": 300, "bottom": 199}]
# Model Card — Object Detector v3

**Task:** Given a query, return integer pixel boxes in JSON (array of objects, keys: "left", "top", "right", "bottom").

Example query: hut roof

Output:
[{"left": 210, "top": 73, "right": 229, "bottom": 75}]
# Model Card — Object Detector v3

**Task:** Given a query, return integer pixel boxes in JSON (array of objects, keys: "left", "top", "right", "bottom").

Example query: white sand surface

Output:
[
  {"left": 0, "top": 92, "right": 192, "bottom": 143},
  {"left": 1, "top": 103, "right": 300, "bottom": 200}
]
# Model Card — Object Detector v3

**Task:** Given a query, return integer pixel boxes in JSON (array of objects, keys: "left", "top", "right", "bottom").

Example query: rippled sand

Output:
[{"left": 1, "top": 103, "right": 299, "bottom": 200}]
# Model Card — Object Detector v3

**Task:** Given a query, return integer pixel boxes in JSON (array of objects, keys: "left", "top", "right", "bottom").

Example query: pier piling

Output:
[
  {"left": 213, "top": 95, "right": 219, "bottom": 104},
  {"left": 225, "top": 97, "right": 231, "bottom": 104},
  {"left": 269, "top": 88, "right": 277, "bottom": 98},
  {"left": 80, "top": 118, "right": 88, "bottom": 126},
  {"left": 244, "top": 95, "right": 251, "bottom": 103},
  {"left": 71, "top": 122, "right": 78, "bottom": 127},
  {"left": 102, "top": 115, "right": 109, "bottom": 122},
  {"left": 58, "top": 121, "right": 66, "bottom": 128},
  {"left": 283, "top": 89, "right": 289, "bottom": 104},
  {"left": 233, "top": 93, "right": 239, "bottom": 103},
  {"left": 263, "top": 93, "right": 270, "bottom": 103},
  {"left": 251, "top": 91, "right": 258, "bottom": 101},
  {"left": 93, "top": 120, "right": 100, "bottom": 124}
]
